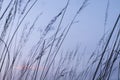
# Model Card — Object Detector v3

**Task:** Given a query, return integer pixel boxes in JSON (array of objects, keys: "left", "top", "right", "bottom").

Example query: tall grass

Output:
[{"left": 0, "top": 0, "right": 120, "bottom": 80}]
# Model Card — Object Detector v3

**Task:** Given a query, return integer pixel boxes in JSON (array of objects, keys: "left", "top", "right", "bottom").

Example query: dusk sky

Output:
[
  {"left": 9, "top": 0, "right": 120, "bottom": 69},
  {"left": 0, "top": 0, "right": 120, "bottom": 80},
  {"left": 24, "top": 0, "right": 120, "bottom": 54}
]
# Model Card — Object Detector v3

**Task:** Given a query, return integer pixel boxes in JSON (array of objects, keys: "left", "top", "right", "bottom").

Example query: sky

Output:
[
  {"left": 0, "top": 0, "right": 119, "bottom": 53},
  {"left": 9, "top": 0, "right": 119, "bottom": 65},
  {"left": 0, "top": 0, "right": 119, "bottom": 67},
  {"left": 24, "top": 0, "right": 120, "bottom": 54}
]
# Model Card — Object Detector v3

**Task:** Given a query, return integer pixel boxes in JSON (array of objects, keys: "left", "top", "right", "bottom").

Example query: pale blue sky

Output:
[
  {"left": 26, "top": 0, "right": 120, "bottom": 53},
  {"left": 0, "top": 0, "right": 120, "bottom": 79},
  {"left": 6, "top": 0, "right": 118, "bottom": 61}
]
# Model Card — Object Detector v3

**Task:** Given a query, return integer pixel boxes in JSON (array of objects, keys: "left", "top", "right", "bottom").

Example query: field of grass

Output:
[{"left": 0, "top": 0, "right": 120, "bottom": 80}]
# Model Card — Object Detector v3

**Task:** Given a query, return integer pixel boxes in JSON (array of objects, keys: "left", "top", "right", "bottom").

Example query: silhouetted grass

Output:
[{"left": 0, "top": 0, "right": 120, "bottom": 80}]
